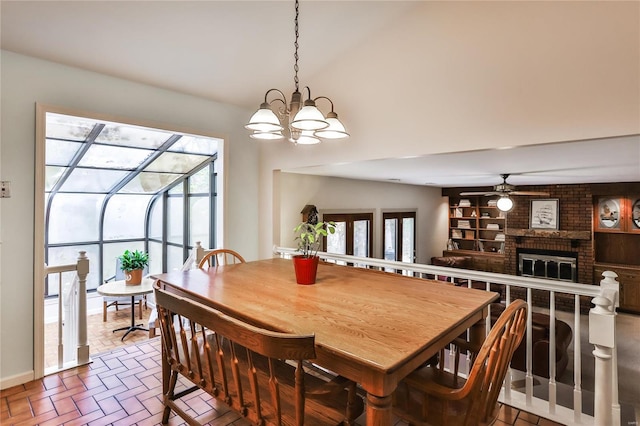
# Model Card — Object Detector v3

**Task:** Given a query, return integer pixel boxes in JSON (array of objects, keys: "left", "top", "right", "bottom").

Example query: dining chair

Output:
[
  {"left": 102, "top": 258, "right": 148, "bottom": 322},
  {"left": 197, "top": 248, "right": 246, "bottom": 268},
  {"left": 154, "top": 284, "right": 364, "bottom": 426},
  {"left": 393, "top": 299, "right": 527, "bottom": 426}
]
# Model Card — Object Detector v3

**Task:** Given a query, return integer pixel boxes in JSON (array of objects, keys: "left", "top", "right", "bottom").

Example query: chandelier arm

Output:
[
  {"left": 263, "top": 88, "right": 287, "bottom": 104},
  {"left": 313, "top": 96, "right": 335, "bottom": 113}
]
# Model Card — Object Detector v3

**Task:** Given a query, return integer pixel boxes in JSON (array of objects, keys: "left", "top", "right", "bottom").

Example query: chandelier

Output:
[{"left": 245, "top": 0, "right": 349, "bottom": 144}]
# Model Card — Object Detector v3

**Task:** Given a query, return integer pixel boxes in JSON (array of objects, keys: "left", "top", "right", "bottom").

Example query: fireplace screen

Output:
[{"left": 518, "top": 252, "right": 577, "bottom": 282}]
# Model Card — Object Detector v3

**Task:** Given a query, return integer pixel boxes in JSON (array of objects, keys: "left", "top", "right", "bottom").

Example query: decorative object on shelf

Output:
[
  {"left": 495, "top": 233, "right": 506, "bottom": 241},
  {"left": 598, "top": 198, "right": 621, "bottom": 229},
  {"left": 530, "top": 199, "right": 559, "bottom": 230},
  {"left": 451, "top": 229, "right": 463, "bottom": 239},
  {"left": 488, "top": 199, "right": 498, "bottom": 207},
  {"left": 458, "top": 199, "right": 471, "bottom": 207},
  {"left": 481, "top": 212, "right": 491, "bottom": 217},
  {"left": 447, "top": 239, "right": 455, "bottom": 251},
  {"left": 487, "top": 223, "right": 500, "bottom": 230},
  {"left": 633, "top": 199, "right": 640, "bottom": 229},
  {"left": 458, "top": 220, "right": 471, "bottom": 229},
  {"left": 454, "top": 207, "right": 463, "bottom": 218},
  {"left": 245, "top": 0, "right": 349, "bottom": 144},
  {"left": 292, "top": 220, "right": 336, "bottom": 284},
  {"left": 118, "top": 249, "right": 149, "bottom": 285},
  {"left": 471, "top": 210, "right": 477, "bottom": 217}
]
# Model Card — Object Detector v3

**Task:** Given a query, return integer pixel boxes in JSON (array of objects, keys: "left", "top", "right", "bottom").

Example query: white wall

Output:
[
  {"left": 0, "top": 51, "right": 259, "bottom": 384},
  {"left": 276, "top": 172, "right": 446, "bottom": 264}
]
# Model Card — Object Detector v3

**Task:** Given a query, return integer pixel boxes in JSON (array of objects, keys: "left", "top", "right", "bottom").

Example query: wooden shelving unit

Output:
[{"left": 448, "top": 196, "right": 506, "bottom": 254}]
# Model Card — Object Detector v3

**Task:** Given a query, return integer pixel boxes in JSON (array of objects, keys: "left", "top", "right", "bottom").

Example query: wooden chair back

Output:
[
  {"left": 197, "top": 248, "right": 246, "bottom": 269},
  {"left": 395, "top": 299, "right": 528, "bottom": 426},
  {"left": 154, "top": 284, "right": 362, "bottom": 425}
]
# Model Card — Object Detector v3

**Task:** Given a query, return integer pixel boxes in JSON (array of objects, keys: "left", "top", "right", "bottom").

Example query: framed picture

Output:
[{"left": 530, "top": 199, "right": 559, "bottom": 230}]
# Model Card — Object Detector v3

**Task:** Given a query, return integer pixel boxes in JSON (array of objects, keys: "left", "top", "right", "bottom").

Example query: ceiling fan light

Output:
[
  {"left": 245, "top": 103, "right": 283, "bottom": 132},
  {"left": 496, "top": 196, "right": 514, "bottom": 212}
]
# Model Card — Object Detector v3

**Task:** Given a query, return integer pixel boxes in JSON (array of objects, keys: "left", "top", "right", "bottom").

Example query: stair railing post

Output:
[
  {"left": 76, "top": 251, "right": 90, "bottom": 365},
  {"left": 589, "top": 270, "right": 619, "bottom": 426}
]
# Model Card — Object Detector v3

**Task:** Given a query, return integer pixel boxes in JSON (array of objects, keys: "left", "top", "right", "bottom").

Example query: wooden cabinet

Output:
[
  {"left": 593, "top": 195, "right": 640, "bottom": 313},
  {"left": 448, "top": 196, "right": 506, "bottom": 254},
  {"left": 594, "top": 196, "right": 640, "bottom": 233},
  {"left": 594, "top": 264, "right": 640, "bottom": 314}
]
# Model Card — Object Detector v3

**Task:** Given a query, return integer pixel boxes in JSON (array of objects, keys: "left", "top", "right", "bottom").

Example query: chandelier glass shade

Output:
[{"left": 245, "top": 0, "right": 349, "bottom": 144}]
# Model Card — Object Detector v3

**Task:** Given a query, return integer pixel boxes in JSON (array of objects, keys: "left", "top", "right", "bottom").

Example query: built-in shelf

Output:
[{"left": 505, "top": 229, "right": 591, "bottom": 240}]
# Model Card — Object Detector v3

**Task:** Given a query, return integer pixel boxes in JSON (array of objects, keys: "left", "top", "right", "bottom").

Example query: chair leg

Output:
[
  {"left": 162, "top": 371, "right": 179, "bottom": 424},
  {"left": 139, "top": 300, "right": 143, "bottom": 320},
  {"left": 103, "top": 301, "right": 107, "bottom": 322}
]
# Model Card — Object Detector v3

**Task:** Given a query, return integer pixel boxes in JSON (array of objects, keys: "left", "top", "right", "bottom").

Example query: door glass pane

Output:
[
  {"left": 167, "top": 196, "right": 184, "bottom": 244},
  {"left": 384, "top": 218, "right": 397, "bottom": 261},
  {"left": 402, "top": 218, "right": 415, "bottom": 263},
  {"left": 327, "top": 221, "right": 347, "bottom": 254},
  {"left": 103, "top": 194, "right": 152, "bottom": 240},
  {"left": 148, "top": 241, "right": 163, "bottom": 275},
  {"left": 190, "top": 196, "right": 210, "bottom": 248},
  {"left": 167, "top": 245, "right": 185, "bottom": 272},
  {"left": 149, "top": 198, "right": 163, "bottom": 239},
  {"left": 189, "top": 166, "right": 210, "bottom": 194},
  {"left": 353, "top": 220, "right": 369, "bottom": 257},
  {"left": 48, "top": 194, "right": 105, "bottom": 243}
]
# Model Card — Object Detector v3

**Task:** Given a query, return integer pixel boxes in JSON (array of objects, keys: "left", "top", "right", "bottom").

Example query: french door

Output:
[
  {"left": 323, "top": 213, "right": 373, "bottom": 258},
  {"left": 383, "top": 212, "right": 416, "bottom": 263}
]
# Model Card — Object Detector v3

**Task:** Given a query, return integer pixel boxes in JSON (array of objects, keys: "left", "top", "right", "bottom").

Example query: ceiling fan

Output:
[{"left": 460, "top": 174, "right": 550, "bottom": 197}]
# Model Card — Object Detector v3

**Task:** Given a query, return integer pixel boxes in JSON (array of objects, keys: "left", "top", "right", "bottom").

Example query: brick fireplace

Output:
[
  {"left": 502, "top": 184, "right": 594, "bottom": 311},
  {"left": 502, "top": 184, "right": 593, "bottom": 281}
]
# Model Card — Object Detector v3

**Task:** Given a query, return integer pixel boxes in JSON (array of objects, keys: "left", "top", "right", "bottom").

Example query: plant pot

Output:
[
  {"left": 292, "top": 255, "right": 319, "bottom": 285},
  {"left": 125, "top": 269, "right": 143, "bottom": 285}
]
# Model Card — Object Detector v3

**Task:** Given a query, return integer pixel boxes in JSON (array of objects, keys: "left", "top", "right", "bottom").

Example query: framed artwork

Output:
[
  {"left": 530, "top": 199, "right": 559, "bottom": 230},
  {"left": 597, "top": 198, "right": 621, "bottom": 230}
]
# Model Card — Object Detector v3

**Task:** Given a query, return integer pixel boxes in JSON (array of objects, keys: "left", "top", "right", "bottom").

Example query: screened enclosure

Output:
[{"left": 44, "top": 112, "right": 221, "bottom": 297}]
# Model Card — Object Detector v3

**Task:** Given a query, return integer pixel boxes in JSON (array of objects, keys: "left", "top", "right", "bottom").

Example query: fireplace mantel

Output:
[{"left": 505, "top": 228, "right": 591, "bottom": 240}]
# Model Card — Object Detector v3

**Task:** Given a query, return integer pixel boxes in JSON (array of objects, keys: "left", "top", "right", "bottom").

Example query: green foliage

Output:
[
  {"left": 118, "top": 249, "right": 149, "bottom": 271},
  {"left": 293, "top": 221, "right": 336, "bottom": 258}
]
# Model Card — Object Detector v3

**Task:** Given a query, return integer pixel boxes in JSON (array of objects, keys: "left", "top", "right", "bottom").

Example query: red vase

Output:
[{"left": 292, "top": 255, "right": 319, "bottom": 285}]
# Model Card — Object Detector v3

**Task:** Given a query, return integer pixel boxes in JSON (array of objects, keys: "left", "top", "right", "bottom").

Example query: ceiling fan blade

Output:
[
  {"left": 459, "top": 191, "right": 501, "bottom": 196},
  {"left": 509, "top": 191, "right": 550, "bottom": 196}
]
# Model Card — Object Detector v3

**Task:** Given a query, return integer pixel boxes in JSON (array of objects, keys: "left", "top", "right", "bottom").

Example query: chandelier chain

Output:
[{"left": 293, "top": 0, "right": 299, "bottom": 92}]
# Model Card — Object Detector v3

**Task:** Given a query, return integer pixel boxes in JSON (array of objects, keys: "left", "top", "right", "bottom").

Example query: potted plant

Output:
[
  {"left": 292, "top": 220, "right": 336, "bottom": 284},
  {"left": 119, "top": 249, "right": 149, "bottom": 285}
]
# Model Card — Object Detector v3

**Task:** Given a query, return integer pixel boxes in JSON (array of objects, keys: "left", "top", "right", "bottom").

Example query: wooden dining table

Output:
[{"left": 152, "top": 257, "right": 499, "bottom": 425}]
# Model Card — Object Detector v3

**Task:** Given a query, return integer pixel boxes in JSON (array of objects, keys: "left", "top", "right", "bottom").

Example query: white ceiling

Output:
[{"left": 2, "top": 1, "right": 638, "bottom": 189}]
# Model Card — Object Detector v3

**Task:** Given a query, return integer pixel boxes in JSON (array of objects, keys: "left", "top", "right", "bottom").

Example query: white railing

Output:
[
  {"left": 274, "top": 247, "right": 620, "bottom": 426},
  {"left": 44, "top": 251, "right": 90, "bottom": 374}
]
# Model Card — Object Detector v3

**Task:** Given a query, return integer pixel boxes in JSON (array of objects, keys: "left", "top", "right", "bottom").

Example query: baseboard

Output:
[{"left": 0, "top": 370, "right": 34, "bottom": 390}]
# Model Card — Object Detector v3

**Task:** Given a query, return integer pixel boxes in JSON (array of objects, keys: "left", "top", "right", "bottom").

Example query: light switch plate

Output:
[{"left": 1, "top": 181, "right": 11, "bottom": 198}]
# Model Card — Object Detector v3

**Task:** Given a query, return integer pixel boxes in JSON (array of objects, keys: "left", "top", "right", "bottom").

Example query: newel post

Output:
[
  {"left": 76, "top": 251, "right": 90, "bottom": 365},
  {"left": 589, "top": 271, "right": 619, "bottom": 426}
]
